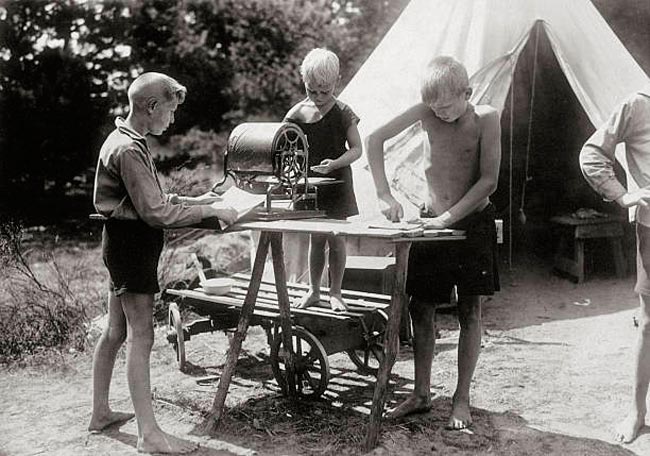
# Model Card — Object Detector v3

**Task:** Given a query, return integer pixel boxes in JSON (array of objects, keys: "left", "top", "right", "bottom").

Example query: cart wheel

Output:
[
  {"left": 346, "top": 309, "right": 388, "bottom": 375},
  {"left": 167, "top": 302, "right": 186, "bottom": 371},
  {"left": 270, "top": 326, "right": 329, "bottom": 399}
]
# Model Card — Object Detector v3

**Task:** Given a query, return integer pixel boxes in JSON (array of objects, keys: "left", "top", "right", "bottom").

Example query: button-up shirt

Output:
[
  {"left": 93, "top": 117, "right": 205, "bottom": 228},
  {"left": 580, "top": 86, "right": 650, "bottom": 226}
]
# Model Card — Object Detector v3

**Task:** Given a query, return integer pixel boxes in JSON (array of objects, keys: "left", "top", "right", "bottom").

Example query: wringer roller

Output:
[{"left": 214, "top": 122, "right": 327, "bottom": 220}]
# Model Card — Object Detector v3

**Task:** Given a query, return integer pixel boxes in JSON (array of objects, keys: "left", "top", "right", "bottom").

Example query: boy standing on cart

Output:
[
  {"left": 89, "top": 72, "right": 236, "bottom": 453},
  {"left": 366, "top": 56, "right": 501, "bottom": 429}
]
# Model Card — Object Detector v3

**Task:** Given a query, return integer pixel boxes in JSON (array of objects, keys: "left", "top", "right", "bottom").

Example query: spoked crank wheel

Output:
[
  {"left": 167, "top": 302, "right": 186, "bottom": 371},
  {"left": 270, "top": 326, "right": 330, "bottom": 398},
  {"left": 346, "top": 309, "right": 388, "bottom": 375}
]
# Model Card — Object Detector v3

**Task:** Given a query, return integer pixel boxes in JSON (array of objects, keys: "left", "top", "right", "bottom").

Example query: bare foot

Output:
[
  {"left": 614, "top": 412, "right": 645, "bottom": 443},
  {"left": 385, "top": 394, "right": 432, "bottom": 420},
  {"left": 88, "top": 410, "right": 135, "bottom": 432},
  {"left": 329, "top": 294, "right": 348, "bottom": 312},
  {"left": 447, "top": 397, "right": 472, "bottom": 429},
  {"left": 293, "top": 291, "right": 321, "bottom": 309},
  {"left": 138, "top": 430, "right": 199, "bottom": 454}
]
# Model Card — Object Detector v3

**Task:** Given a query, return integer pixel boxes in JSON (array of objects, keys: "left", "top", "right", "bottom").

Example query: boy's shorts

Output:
[
  {"left": 102, "top": 219, "right": 164, "bottom": 296},
  {"left": 635, "top": 223, "right": 650, "bottom": 295},
  {"left": 406, "top": 203, "right": 500, "bottom": 303}
]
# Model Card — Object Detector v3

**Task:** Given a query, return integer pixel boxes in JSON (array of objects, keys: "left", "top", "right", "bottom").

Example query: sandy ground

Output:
[{"left": 1, "top": 253, "right": 650, "bottom": 455}]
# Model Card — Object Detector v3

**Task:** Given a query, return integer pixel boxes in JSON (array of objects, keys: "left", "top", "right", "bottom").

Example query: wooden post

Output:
[
  {"left": 270, "top": 232, "right": 297, "bottom": 397},
  {"left": 365, "top": 241, "right": 411, "bottom": 449},
  {"left": 203, "top": 231, "right": 271, "bottom": 434}
]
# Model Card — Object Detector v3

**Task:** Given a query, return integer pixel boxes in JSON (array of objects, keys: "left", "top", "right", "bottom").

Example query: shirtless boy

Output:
[{"left": 366, "top": 56, "right": 501, "bottom": 429}]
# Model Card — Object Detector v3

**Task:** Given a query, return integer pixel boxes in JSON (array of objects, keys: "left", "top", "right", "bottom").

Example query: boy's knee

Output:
[
  {"left": 127, "top": 326, "right": 154, "bottom": 348},
  {"left": 104, "top": 325, "right": 127, "bottom": 346},
  {"left": 409, "top": 297, "right": 434, "bottom": 320},
  {"left": 457, "top": 296, "right": 481, "bottom": 327}
]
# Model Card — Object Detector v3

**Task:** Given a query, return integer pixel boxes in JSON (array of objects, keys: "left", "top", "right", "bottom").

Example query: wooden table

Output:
[
  {"left": 550, "top": 215, "right": 626, "bottom": 283},
  {"left": 200, "top": 218, "right": 463, "bottom": 449}
]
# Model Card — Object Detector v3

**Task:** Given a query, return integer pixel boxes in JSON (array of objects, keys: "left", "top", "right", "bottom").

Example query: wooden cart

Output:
[{"left": 165, "top": 273, "right": 391, "bottom": 398}]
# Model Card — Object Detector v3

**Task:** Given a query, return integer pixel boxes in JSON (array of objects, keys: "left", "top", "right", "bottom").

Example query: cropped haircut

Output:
[
  {"left": 128, "top": 72, "right": 186, "bottom": 112},
  {"left": 300, "top": 48, "right": 339, "bottom": 87},
  {"left": 420, "top": 56, "right": 469, "bottom": 104}
]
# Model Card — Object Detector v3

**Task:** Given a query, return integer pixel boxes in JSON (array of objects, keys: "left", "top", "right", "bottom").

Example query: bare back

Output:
[{"left": 421, "top": 103, "right": 485, "bottom": 215}]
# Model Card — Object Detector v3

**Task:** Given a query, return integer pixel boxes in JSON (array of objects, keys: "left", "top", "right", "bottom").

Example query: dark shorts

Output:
[
  {"left": 635, "top": 223, "right": 650, "bottom": 295},
  {"left": 406, "top": 203, "right": 500, "bottom": 303},
  {"left": 102, "top": 219, "right": 164, "bottom": 296}
]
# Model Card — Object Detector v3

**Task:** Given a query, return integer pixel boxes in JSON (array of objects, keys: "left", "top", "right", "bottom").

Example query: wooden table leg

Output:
[
  {"left": 365, "top": 241, "right": 411, "bottom": 450},
  {"left": 270, "top": 232, "right": 296, "bottom": 397},
  {"left": 203, "top": 231, "right": 271, "bottom": 434}
]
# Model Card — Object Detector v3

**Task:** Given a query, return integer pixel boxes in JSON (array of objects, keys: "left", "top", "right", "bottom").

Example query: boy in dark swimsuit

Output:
[{"left": 285, "top": 48, "right": 362, "bottom": 312}]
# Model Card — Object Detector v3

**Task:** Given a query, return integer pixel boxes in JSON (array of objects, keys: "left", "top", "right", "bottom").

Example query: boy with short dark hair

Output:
[
  {"left": 89, "top": 72, "right": 236, "bottom": 454},
  {"left": 367, "top": 56, "right": 501, "bottom": 429}
]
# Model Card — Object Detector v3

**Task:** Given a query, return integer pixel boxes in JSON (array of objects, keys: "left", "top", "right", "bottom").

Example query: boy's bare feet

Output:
[
  {"left": 447, "top": 396, "right": 472, "bottom": 429},
  {"left": 614, "top": 412, "right": 645, "bottom": 443},
  {"left": 138, "top": 430, "right": 199, "bottom": 454},
  {"left": 88, "top": 410, "right": 135, "bottom": 432},
  {"left": 385, "top": 394, "right": 432, "bottom": 419},
  {"left": 330, "top": 294, "right": 348, "bottom": 312},
  {"left": 293, "top": 291, "right": 321, "bottom": 309}
]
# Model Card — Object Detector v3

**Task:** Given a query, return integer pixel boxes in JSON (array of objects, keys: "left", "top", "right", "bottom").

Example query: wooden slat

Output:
[
  {"left": 167, "top": 288, "right": 351, "bottom": 321},
  {"left": 229, "top": 281, "right": 388, "bottom": 312},
  {"left": 225, "top": 288, "right": 368, "bottom": 318},
  {"left": 233, "top": 272, "right": 392, "bottom": 303}
]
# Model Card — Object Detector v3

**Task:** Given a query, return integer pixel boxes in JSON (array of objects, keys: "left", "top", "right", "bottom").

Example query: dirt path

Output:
[{"left": 2, "top": 256, "right": 649, "bottom": 455}]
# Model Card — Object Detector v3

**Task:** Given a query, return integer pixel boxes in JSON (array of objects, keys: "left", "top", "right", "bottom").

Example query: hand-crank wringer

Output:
[{"left": 213, "top": 122, "right": 331, "bottom": 220}]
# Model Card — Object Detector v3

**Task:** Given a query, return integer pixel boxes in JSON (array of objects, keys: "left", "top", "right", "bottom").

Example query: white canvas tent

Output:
[
  {"left": 339, "top": 0, "right": 648, "bottom": 225},
  {"left": 282, "top": 0, "right": 649, "bottom": 282}
]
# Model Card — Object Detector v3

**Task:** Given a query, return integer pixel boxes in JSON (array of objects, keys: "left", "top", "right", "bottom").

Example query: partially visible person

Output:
[
  {"left": 89, "top": 71, "right": 236, "bottom": 454},
  {"left": 580, "top": 85, "right": 650, "bottom": 444},
  {"left": 284, "top": 48, "right": 362, "bottom": 312},
  {"left": 366, "top": 56, "right": 501, "bottom": 429}
]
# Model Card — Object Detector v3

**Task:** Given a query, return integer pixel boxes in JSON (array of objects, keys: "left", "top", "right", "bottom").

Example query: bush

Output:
[
  {"left": 154, "top": 127, "right": 228, "bottom": 174},
  {"left": 0, "top": 221, "right": 95, "bottom": 363}
]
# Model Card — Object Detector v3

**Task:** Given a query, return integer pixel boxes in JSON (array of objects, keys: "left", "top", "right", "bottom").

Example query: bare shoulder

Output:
[
  {"left": 285, "top": 99, "right": 311, "bottom": 122},
  {"left": 393, "top": 102, "right": 432, "bottom": 124},
  {"left": 475, "top": 104, "right": 499, "bottom": 122}
]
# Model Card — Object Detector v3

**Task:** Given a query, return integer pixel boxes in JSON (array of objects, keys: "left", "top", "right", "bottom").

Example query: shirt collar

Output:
[{"left": 115, "top": 117, "right": 147, "bottom": 142}]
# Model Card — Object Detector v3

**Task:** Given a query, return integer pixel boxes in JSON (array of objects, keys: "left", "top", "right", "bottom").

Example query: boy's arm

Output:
[
  {"left": 367, "top": 104, "right": 429, "bottom": 221},
  {"left": 580, "top": 96, "right": 650, "bottom": 208},
  {"left": 118, "top": 148, "right": 233, "bottom": 228},
  {"left": 171, "top": 192, "right": 222, "bottom": 206},
  {"left": 315, "top": 123, "right": 362, "bottom": 172},
  {"left": 425, "top": 106, "right": 501, "bottom": 228}
]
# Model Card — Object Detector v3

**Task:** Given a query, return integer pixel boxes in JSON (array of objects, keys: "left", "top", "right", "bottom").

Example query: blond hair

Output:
[
  {"left": 128, "top": 72, "right": 186, "bottom": 112},
  {"left": 420, "top": 56, "right": 469, "bottom": 104},
  {"left": 300, "top": 48, "right": 339, "bottom": 87}
]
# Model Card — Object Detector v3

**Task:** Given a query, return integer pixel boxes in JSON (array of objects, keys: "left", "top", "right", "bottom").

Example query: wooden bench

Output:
[{"left": 550, "top": 215, "right": 626, "bottom": 283}]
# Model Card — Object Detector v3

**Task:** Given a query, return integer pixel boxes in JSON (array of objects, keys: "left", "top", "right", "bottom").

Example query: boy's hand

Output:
[
  {"left": 311, "top": 159, "right": 336, "bottom": 175},
  {"left": 194, "top": 191, "right": 222, "bottom": 205},
  {"left": 210, "top": 204, "right": 238, "bottom": 225},
  {"left": 616, "top": 188, "right": 650, "bottom": 208},
  {"left": 379, "top": 194, "right": 404, "bottom": 222},
  {"left": 423, "top": 217, "right": 448, "bottom": 229}
]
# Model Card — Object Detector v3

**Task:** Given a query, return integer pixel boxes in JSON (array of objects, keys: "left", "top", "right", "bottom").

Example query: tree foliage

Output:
[{"left": 1, "top": 0, "right": 407, "bottom": 214}]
